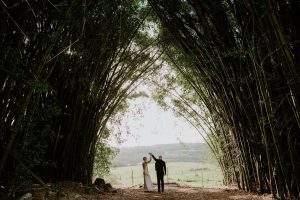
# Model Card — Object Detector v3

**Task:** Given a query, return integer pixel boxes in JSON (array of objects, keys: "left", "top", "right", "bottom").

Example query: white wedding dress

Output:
[{"left": 143, "top": 162, "right": 153, "bottom": 191}]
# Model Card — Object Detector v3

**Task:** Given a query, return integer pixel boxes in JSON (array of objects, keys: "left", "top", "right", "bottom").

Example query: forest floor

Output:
[
  {"left": 14, "top": 182, "right": 274, "bottom": 200},
  {"left": 96, "top": 187, "right": 273, "bottom": 200}
]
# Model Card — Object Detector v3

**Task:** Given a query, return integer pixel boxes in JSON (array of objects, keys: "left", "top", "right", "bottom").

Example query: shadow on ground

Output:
[{"left": 101, "top": 187, "right": 273, "bottom": 200}]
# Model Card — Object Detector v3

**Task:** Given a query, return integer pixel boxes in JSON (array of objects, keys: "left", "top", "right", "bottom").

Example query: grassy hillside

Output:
[
  {"left": 105, "top": 162, "right": 223, "bottom": 187},
  {"left": 106, "top": 143, "right": 223, "bottom": 187},
  {"left": 111, "top": 143, "right": 216, "bottom": 167}
]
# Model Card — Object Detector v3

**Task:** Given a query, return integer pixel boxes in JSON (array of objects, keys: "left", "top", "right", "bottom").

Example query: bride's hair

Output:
[{"left": 143, "top": 157, "right": 147, "bottom": 161}]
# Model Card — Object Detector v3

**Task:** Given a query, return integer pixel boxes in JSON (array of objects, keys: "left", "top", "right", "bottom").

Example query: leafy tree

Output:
[{"left": 93, "top": 127, "right": 118, "bottom": 178}]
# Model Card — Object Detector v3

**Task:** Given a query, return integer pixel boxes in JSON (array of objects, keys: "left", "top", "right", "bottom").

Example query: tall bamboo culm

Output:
[{"left": 149, "top": 0, "right": 300, "bottom": 198}]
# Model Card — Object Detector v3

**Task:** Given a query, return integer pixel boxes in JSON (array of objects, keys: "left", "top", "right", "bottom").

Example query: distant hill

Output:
[{"left": 111, "top": 143, "right": 216, "bottom": 167}]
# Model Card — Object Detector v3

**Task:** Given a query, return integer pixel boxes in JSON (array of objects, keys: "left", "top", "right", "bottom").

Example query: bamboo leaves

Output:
[
  {"left": 149, "top": 0, "right": 300, "bottom": 198},
  {"left": 0, "top": 0, "right": 162, "bottom": 187}
]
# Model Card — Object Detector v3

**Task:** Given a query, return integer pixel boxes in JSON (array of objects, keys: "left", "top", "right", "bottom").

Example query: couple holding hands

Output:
[{"left": 143, "top": 153, "right": 166, "bottom": 193}]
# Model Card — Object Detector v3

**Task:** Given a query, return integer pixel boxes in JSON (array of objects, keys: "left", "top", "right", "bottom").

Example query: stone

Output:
[
  {"left": 104, "top": 183, "right": 112, "bottom": 192},
  {"left": 74, "top": 194, "right": 81, "bottom": 198},
  {"left": 17, "top": 193, "right": 32, "bottom": 200},
  {"left": 111, "top": 189, "right": 118, "bottom": 194},
  {"left": 93, "top": 178, "right": 105, "bottom": 188}
]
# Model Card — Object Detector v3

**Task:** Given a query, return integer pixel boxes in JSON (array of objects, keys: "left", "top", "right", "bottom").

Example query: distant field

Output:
[
  {"left": 104, "top": 162, "right": 223, "bottom": 187},
  {"left": 111, "top": 143, "right": 214, "bottom": 167}
]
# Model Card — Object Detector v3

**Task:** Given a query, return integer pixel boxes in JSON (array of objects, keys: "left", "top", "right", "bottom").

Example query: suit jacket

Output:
[{"left": 151, "top": 154, "right": 166, "bottom": 175}]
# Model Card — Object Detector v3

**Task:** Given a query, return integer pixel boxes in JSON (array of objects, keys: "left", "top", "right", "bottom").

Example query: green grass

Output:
[{"left": 104, "top": 162, "right": 223, "bottom": 187}]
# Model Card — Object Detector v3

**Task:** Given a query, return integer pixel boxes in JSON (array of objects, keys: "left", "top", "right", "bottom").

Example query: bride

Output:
[{"left": 143, "top": 153, "right": 153, "bottom": 191}]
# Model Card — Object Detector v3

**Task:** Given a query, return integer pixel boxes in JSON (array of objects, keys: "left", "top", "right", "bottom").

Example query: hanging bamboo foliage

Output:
[
  {"left": 1, "top": 0, "right": 300, "bottom": 199},
  {"left": 0, "top": 0, "right": 161, "bottom": 187},
  {"left": 149, "top": 0, "right": 300, "bottom": 198}
]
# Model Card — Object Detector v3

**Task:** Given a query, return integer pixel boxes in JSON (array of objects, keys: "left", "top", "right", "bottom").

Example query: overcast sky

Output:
[{"left": 108, "top": 96, "right": 204, "bottom": 147}]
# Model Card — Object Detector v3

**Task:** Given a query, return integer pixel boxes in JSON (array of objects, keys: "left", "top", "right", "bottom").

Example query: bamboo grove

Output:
[
  {"left": 0, "top": 0, "right": 162, "bottom": 187},
  {"left": 1, "top": 0, "right": 300, "bottom": 199},
  {"left": 148, "top": 0, "right": 300, "bottom": 198}
]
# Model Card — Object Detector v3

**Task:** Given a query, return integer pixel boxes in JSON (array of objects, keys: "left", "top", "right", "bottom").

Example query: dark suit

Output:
[{"left": 151, "top": 154, "right": 166, "bottom": 192}]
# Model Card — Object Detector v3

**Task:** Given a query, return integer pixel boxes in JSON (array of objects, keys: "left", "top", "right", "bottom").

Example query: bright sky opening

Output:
[{"left": 108, "top": 96, "right": 204, "bottom": 147}]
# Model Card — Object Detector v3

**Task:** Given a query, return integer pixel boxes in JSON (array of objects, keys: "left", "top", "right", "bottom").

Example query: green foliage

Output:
[
  {"left": 149, "top": 0, "right": 300, "bottom": 198},
  {"left": 128, "top": 91, "right": 149, "bottom": 99},
  {"left": 21, "top": 93, "right": 61, "bottom": 170},
  {"left": 0, "top": 0, "right": 161, "bottom": 186},
  {"left": 93, "top": 142, "right": 118, "bottom": 178},
  {"left": 93, "top": 127, "right": 118, "bottom": 177}
]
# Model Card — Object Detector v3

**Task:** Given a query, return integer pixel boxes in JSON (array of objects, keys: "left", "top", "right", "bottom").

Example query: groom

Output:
[{"left": 150, "top": 153, "right": 166, "bottom": 192}]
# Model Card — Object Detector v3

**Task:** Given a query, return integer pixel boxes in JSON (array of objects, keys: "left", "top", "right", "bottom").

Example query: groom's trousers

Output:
[{"left": 157, "top": 172, "right": 164, "bottom": 192}]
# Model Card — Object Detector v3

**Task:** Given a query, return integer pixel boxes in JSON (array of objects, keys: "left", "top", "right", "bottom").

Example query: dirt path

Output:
[
  {"left": 25, "top": 183, "right": 273, "bottom": 200},
  {"left": 96, "top": 187, "right": 273, "bottom": 200}
]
